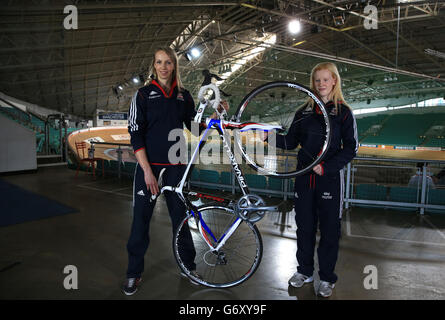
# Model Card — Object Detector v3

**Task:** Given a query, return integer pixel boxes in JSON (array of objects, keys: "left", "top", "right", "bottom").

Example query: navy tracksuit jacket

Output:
[
  {"left": 126, "top": 80, "right": 197, "bottom": 278},
  {"left": 276, "top": 101, "right": 358, "bottom": 283}
]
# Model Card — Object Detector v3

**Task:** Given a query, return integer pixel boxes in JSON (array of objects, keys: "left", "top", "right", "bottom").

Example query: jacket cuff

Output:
[{"left": 134, "top": 147, "right": 145, "bottom": 154}]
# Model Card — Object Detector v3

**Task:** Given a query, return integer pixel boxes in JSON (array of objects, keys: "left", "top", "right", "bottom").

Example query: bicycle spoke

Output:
[{"left": 173, "top": 206, "right": 263, "bottom": 288}]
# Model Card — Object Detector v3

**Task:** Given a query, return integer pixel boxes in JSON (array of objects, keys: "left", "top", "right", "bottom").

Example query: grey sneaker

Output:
[
  {"left": 180, "top": 270, "right": 202, "bottom": 285},
  {"left": 122, "top": 277, "right": 142, "bottom": 296},
  {"left": 316, "top": 280, "right": 335, "bottom": 297},
  {"left": 288, "top": 272, "right": 314, "bottom": 288}
]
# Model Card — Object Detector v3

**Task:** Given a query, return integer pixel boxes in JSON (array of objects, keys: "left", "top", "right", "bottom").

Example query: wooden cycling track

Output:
[{"left": 67, "top": 126, "right": 445, "bottom": 163}]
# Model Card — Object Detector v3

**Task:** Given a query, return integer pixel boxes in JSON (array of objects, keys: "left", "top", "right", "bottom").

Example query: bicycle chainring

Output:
[{"left": 235, "top": 194, "right": 266, "bottom": 223}]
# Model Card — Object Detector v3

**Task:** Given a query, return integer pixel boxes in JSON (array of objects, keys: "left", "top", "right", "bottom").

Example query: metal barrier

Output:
[
  {"left": 89, "top": 141, "right": 131, "bottom": 179},
  {"left": 346, "top": 157, "right": 445, "bottom": 214}
]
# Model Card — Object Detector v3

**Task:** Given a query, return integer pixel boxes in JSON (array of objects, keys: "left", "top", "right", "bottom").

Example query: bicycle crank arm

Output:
[{"left": 240, "top": 206, "right": 278, "bottom": 213}]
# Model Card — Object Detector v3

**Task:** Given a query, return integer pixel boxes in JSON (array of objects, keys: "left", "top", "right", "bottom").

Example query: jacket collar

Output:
[
  {"left": 315, "top": 100, "right": 342, "bottom": 115},
  {"left": 151, "top": 79, "right": 177, "bottom": 98}
]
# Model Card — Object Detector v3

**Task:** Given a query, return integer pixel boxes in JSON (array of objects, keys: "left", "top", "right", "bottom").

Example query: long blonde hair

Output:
[
  {"left": 308, "top": 62, "right": 348, "bottom": 113},
  {"left": 145, "top": 47, "right": 184, "bottom": 91}
]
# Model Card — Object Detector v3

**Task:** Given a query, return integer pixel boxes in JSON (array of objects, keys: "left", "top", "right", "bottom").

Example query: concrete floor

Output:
[{"left": 1, "top": 166, "right": 444, "bottom": 300}]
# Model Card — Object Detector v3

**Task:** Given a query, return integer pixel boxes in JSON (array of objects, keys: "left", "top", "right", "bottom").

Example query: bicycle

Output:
[{"left": 151, "top": 80, "right": 331, "bottom": 288}]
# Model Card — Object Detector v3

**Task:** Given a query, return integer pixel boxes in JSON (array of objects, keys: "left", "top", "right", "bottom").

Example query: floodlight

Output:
[
  {"left": 288, "top": 20, "right": 301, "bottom": 34},
  {"left": 185, "top": 47, "right": 201, "bottom": 61}
]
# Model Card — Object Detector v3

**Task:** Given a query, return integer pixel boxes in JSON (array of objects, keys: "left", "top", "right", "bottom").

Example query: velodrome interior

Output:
[{"left": 1, "top": 1, "right": 445, "bottom": 301}]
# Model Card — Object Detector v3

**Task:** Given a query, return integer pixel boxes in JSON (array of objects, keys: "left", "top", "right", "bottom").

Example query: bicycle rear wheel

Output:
[
  {"left": 173, "top": 206, "right": 263, "bottom": 288},
  {"left": 233, "top": 81, "right": 331, "bottom": 178}
]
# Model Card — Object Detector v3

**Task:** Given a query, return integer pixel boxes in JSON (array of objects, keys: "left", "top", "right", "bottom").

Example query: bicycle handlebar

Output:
[
  {"left": 194, "top": 83, "right": 222, "bottom": 123},
  {"left": 198, "top": 83, "right": 220, "bottom": 105}
]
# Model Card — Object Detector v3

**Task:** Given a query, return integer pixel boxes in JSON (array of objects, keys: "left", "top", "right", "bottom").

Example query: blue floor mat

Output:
[{"left": 0, "top": 179, "right": 78, "bottom": 227}]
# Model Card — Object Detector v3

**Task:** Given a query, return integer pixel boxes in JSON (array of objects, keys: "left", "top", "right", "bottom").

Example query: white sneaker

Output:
[
  {"left": 316, "top": 280, "right": 335, "bottom": 297},
  {"left": 288, "top": 272, "right": 314, "bottom": 288}
]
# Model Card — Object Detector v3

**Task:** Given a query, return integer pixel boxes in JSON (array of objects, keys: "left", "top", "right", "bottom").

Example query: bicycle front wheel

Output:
[
  {"left": 173, "top": 206, "right": 263, "bottom": 288},
  {"left": 233, "top": 81, "right": 331, "bottom": 178}
]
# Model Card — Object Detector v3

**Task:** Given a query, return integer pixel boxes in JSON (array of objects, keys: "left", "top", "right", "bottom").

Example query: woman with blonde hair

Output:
[
  {"left": 308, "top": 62, "right": 347, "bottom": 113},
  {"left": 123, "top": 47, "right": 228, "bottom": 295},
  {"left": 144, "top": 46, "right": 184, "bottom": 89},
  {"left": 123, "top": 47, "right": 199, "bottom": 295},
  {"left": 264, "top": 61, "right": 358, "bottom": 297}
]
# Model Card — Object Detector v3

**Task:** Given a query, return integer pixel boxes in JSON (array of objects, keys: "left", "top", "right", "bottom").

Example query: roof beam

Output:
[
  {"left": 247, "top": 38, "right": 445, "bottom": 82},
  {"left": 0, "top": 35, "right": 176, "bottom": 53},
  {"left": 0, "top": 20, "right": 201, "bottom": 34},
  {"left": 1, "top": 2, "right": 240, "bottom": 12}
]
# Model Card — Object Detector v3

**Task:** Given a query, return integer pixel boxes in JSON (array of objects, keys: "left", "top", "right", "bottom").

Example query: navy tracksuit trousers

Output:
[
  {"left": 294, "top": 170, "right": 344, "bottom": 284},
  {"left": 126, "top": 164, "right": 196, "bottom": 278}
]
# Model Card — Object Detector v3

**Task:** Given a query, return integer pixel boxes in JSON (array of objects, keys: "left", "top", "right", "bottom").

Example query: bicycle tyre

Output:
[
  {"left": 233, "top": 81, "right": 331, "bottom": 178},
  {"left": 173, "top": 205, "right": 263, "bottom": 288}
]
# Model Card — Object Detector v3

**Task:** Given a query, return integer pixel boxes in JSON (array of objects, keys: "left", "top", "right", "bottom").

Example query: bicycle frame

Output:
[
  {"left": 155, "top": 117, "right": 278, "bottom": 252},
  {"left": 157, "top": 118, "right": 246, "bottom": 251},
  {"left": 152, "top": 82, "right": 280, "bottom": 253}
]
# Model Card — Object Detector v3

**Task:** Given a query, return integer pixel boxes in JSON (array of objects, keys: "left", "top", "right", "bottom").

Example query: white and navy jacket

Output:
[
  {"left": 275, "top": 101, "right": 358, "bottom": 176},
  {"left": 128, "top": 79, "right": 196, "bottom": 165}
]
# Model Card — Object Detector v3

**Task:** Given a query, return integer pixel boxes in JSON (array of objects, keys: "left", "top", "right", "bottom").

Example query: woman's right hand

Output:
[{"left": 144, "top": 171, "right": 159, "bottom": 195}]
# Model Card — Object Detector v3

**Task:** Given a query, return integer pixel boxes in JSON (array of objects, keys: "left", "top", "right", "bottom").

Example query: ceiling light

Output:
[
  {"left": 191, "top": 48, "right": 201, "bottom": 58},
  {"left": 185, "top": 47, "right": 201, "bottom": 61},
  {"left": 288, "top": 20, "right": 301, "bottom": 34}
]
